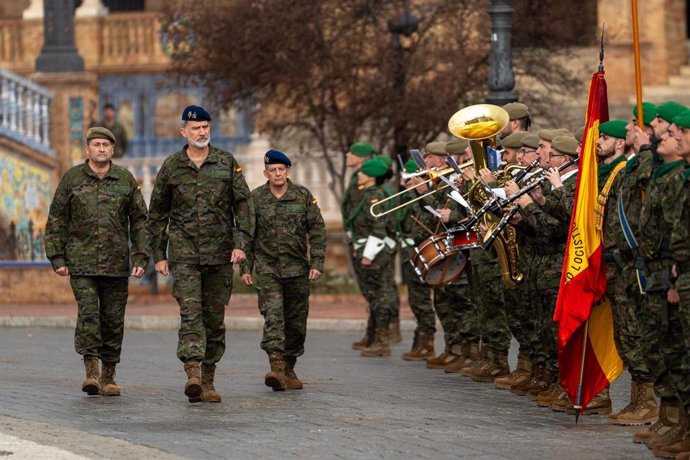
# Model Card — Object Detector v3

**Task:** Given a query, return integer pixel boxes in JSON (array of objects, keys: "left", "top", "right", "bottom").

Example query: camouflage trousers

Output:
[
  {"left": 533, "top": 253, "right": 562, "bottom": 375},
  {"left": 171, "top": 263, "right": 232, "bottom": 365},
  {"left": 506, "top": 255, "right": 538, "bottom": 360},
  {"left": 607, "top": 262, "right": 652, "bottom": 383},
  {"left": 401, "top": 247, "right": 435, "bottom": 334},
  {"left": 473, "top": 258, "right": 510, "bottom": 353},
  {"left": 70, "top": 275, "right": 128, "bottom": 363},
  {"left": 383, "top": 251, "right": 401, "bottom": 321},
  {"left": 255, "top": 272, "right": 310, "bottom": 358},
  {"left": 676, "top": 273, "right": 690, "bottom": 410},
  {"left": 353, "top": 251, "right": 394, "bottom": 331}
]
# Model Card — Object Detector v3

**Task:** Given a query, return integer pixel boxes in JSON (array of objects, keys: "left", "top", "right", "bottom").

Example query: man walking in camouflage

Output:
[
  {"left": 45, "top": 127, "right": 149, "bottom": 397},
  {"left": 149, "top": 105, "right": 254, "bottom": 403},
  {"left": 240, "top": 150, "right": 326, "bottom": 391}
]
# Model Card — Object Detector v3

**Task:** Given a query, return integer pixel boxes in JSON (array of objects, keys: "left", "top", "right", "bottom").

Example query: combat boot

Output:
[
  {"left": 652, "top": 408, "right": 690, "bottom": 458},
  {"left": 634, "top": 398, "right": 681, "bottom": 444},
  {"left": 511, "top": 364, "right": 548, "bottom": 397},
  {"left": 201, "top": 363, "right": 221, "bottom": 403},
  {"left": 389, "top": 316, "right": 402, "bottom": 344},
  {"left": 550, "top": 390, "right": 573, "bottom": 412},
  {"left": 100, "top": 362, "right": 121, "bottom": 396},
  {"left": 610, "top": 381, "right": 658, "bottom": 426},
  {"left": 445, "top": 342, "right": 479, "bottom": 374},
  {"left": 361, "top": 326, "right": 391, "bottom": 357},
  {"left": 459, "top": 345, "right": 489, "bottom": 377},
  {"left": 184, "top": 361, "right": 203, "bottom": 402},
  {"left": 566, "top": 388, "right": 612, "bottom": 415},
  {"left": 470, "top": 349, "right": 510, "bottom": 383},
  {"left": 352, "top": 334, "right": 368, "bottom": 350},
  {"left": 426, "top": 345, "right": 459, "bottom": 369},
  {"left": 494, "top": 354, "right": 532, "bottom": 390},
  {"left": 265, "top": 352, "right": 288, "bottom": 391},
  {"left": 284, "top": 356, "right": 303, "bottom": 390},
  {"left": 402, "top": 331, "right": 435, "bottom": 361},
  {"left": 82, "top": 356, "right": 101, "bottom": 396}
]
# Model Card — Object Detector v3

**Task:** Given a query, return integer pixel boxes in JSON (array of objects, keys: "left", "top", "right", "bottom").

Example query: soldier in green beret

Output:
[
  {"left": 149, "top": 105, "right": 254, "bottom": 403},
  {"left": 240, "top": 150, "right": 326, "bottom": 391},
  {"left": 89, "top": 103, "right": 129, "bottom": 158},
  {"left": 45, "top": 126, "right": 149, "bottom": 397},
  {"left": 501, "top": 102, "right": 531, "bottom": 139}
]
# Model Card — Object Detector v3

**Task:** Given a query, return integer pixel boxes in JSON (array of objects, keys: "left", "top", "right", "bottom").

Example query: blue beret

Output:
[
  {"left": 181, "top": 105, "right": 211, "bottom": 122},
  {"left": 264, "top": 149, "right": 292, "bottom": 167}
]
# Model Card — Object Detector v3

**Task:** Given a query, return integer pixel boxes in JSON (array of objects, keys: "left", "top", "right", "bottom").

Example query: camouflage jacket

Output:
[
  {"left": 241, "top": 180, "right": 326, "bottom": 278},
  {"left": 44, "top": 161, "right": 149, "bottom": 276},
  {"left": 345, "top": 184, "right": 393, "bottom": 257},
  {"left": 340, "top": 171, "right": 361, "bottom": 230},
  {"left": 148, "top": 145, "right": 254, "bottom": 265},
  {"left": 638, "top": 160, "right": 685, "bottom": 291},
  {"left": 671, "top": 169, "right": 690, "bottom": 283}
]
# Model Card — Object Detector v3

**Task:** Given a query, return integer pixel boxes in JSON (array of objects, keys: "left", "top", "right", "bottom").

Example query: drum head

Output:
[{"left": 423, "top": 251, "right": 467, "bottom": 287}]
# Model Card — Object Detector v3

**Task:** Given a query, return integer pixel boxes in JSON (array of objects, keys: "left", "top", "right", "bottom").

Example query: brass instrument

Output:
[
  {"left": 447, "top": 103, "right": 523, "bottom": 288},
  {"left": 370, "top": 159, "right": 474, "bottom": 218}
]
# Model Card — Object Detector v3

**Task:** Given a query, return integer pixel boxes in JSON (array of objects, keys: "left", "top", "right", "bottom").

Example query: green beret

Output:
[
  {"left": 538, "top": 128, "right": 572, "bottom": 142},
  {"left": 373, "top": 154, "right": 393, "bottom": 169},
  {"left": 599, "top": 120, "right": 627, "bottom": 139},
  {"left": 656, "top": 101, "right": 688, "bottom": 123},
  {"left": 632, "top": 102, "right": 657, "bottom": 126},
  {"left": 425, "top": 141, "right": 448, "bottom": 156},
  {"left": 349, "top": 142, "right": 374, "bottom": 158},
  {"left": 404, "top": 159, "right": 419, "bottom": 174},
  {"left": 503, "top": 102, "right": 529, "bottom": 120},
  {"left": 360, "top": 159, "right": 389, "bottom": 178},
  {"left": 671, "top": 109, "right": 690, "bottom": 129},
  {"left": 445, "top": 139, "right": 469, "bottom": 154},
  {"left": 521, "top": 134, "right": 540, "bottom": 149},
  {"left": 86, "top": 127, "right": 116, "bottom": 144},
  {"left": 574, "top": 126, "right": 585, "bottom": 144},
  {"left": 501, "top": 132, "right": 528, "bottom": 149},
  {"left": 551, "top": 136, "right": 579, "bottom": 156}
]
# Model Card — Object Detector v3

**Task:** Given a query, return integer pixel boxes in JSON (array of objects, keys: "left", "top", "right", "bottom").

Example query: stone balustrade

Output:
[{"left": 0, "top": 67, "right": 53, "bottom": 156}]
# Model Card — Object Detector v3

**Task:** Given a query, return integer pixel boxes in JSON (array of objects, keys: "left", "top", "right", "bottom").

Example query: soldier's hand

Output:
[
  {"left": 154, "top": 260, "right": 169, "bottom": 276},
  {"left": 545, "top": 167, "right": 562, "bottom": 188},
  {"left": 631, "top": 125, "right": 651, "bottom": 153},
  {"left": 668, "top": 287, "right": 680, "bottom": 305},
  {"left": 131, "top": 266, "right": 145, "bottom": 278},
  {"left": 479, "top": 168, "right": 496, "bottom": 183},
  {"left": 241, "top": 273, "right": 253, "bottom": 286},
  {"left": 55, "top": 266, "right": 69, "bottom": 276},
  {"left": 231, "top": 249, "right": 246, "bottom": 264},
  {"left": 437, "top": 208, "right": 451, "bottom": 223},
  {"left": 503, "top": 180, "right": 519, "bottom": 196},
  {"left": 308, "top": 269, "right": 322, "bottom": 281},
  {"left": 361, "top": 257, "right": 372, "bottom": 266}
]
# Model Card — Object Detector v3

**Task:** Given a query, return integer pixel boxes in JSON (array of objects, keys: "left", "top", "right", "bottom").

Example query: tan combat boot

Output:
[
  {"left": 610, "top": 381, "right": 658, "bottom": 426},
  {"left": 445, "top": 342, "right": 479, "bottom": 374},
  {"left": 566, "top": 388, "right": 612, "bottom": 415},
  {"left": 470, "top": 349, "right": 510, "bottom": 383},
  {"left": 634, "top": 397, "right": 681, "bottom": 444},
  {"left": 389, "top": 316, "right": 402, "bottom": 344},
  {"left": 100, "top": 362, "right": 121, "bottom": 396},
  {"left": 265, "top": 352, "right": 288, "bottom": 391},
  {"left": 284, "top": 356, "right": 303, "bottom": 390},
  {"left": 652, "top": 408, "right": 690, "bottom": 458},
  {"left": 494, "top": 354, "right": 532, "bottom": 390},
  {"left": 459, "top": 345, "right": 489, "bottom": 377},
  {"left": 402, "top": 331, "right": 434, "bottom": 361},
  {"left": 183, "top": 361, "right": 203, "bottom": 402},
  {"left": 536, "top": 381, "right": 565, "bottom": 407},
  {"left": 426, "top": 345, "right": 459, "bottom": 369},
  {"left": 201, "top": 363, "right": 221, "bottom": 403},
  {"left": 511, "top": 364, "right": 548, "bottom": 397},
  {"left": 361, "top": 326, "right": 391, "bottom": 357},
  {"left": 352, "top": 334, "right": 368, "bottom": 350},
  {"left": 82, "top": 356, "right": 101, "bottom": 396}
]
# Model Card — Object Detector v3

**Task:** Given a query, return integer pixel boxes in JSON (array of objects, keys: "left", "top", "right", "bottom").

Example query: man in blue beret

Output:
[
  {"left": 149, "top": 104, "right": 254, "bottom": 403},
  {"left": 240, "top": 149, "right": 326, "bottom": 391}
]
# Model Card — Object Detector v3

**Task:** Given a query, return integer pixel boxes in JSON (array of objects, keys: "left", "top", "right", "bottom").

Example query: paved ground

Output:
[{"left": 0, "top": 324, "right": 654, "bottom": 459}]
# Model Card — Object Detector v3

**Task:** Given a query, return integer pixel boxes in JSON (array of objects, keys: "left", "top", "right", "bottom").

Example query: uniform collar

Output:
[{"left": 81, "top": 160, "right": 116, "bottom": 179}]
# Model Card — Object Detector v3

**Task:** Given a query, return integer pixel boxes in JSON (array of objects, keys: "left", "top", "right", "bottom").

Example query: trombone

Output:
[{"left": 370, "top": 159, "right": 474, "bottom": 218}]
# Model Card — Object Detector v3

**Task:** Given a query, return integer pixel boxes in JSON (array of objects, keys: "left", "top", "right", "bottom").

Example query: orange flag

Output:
[{"left": 554, "top": 71, "right": 623, "bottom": 408}]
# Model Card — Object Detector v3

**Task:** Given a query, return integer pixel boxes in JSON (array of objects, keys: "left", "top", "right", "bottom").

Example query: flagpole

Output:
[
  {"left": 631, "top": 0, "right": 644, "bottom": 124},
  {"left": 573, "top": 318, "right": 590, "bottom": 424}
]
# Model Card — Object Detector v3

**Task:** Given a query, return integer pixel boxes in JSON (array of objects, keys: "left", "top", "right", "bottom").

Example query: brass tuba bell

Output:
[{"left": 448, "top": 104, "right": 509, "bottom": 171}]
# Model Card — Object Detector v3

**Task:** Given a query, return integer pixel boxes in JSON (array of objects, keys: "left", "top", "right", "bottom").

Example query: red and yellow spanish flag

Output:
[{"left": 554, "top": 71, "right": 623, "bottom": 407}]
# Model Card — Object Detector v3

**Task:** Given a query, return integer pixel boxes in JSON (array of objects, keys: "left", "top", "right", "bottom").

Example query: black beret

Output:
[
  {"left": 264, "top": 149, "right": 292, "bottom": 167},
  {"left": 181, "top": 105, "right": 212, "bottom": 122}
]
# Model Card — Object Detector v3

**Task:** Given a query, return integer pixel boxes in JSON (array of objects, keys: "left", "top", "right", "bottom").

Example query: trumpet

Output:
[{"left": 371, "top": 159, "right": 474, "bottom": 218}]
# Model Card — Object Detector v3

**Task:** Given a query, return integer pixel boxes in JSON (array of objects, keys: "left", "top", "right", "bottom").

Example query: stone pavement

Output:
[{"left": 0, "top": 325, "right": 655, "bottom": 459}]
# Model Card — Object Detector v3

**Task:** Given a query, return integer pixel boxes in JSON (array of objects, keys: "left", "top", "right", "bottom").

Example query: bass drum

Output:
[{"left": 411, "top": 234, "right": 467, "bottom": 287}]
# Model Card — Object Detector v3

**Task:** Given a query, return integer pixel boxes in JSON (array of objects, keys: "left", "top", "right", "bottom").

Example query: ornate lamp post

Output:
[
  {"left": 485, "top": 0, "right": 517, "bottom": 105},
  {"left": 388, "top": 11, "right": 419, "bottom": 162}
]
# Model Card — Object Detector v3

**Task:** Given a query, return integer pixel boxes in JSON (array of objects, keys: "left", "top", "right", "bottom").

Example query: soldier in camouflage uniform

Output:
[
  {"left": 240, "top": 150, "right": 326, "bottom": 391},
  {"left": 89, "top": 103, "right": 129, "bottom": 158},
  {"left": 148, "top": 105, "right": 254, "bottom": 403},
  {"left": 341, "top": 142, "right": 375, "bottom": 350},
  {"left": 45, "top": 127, "right": 148, "bottom": 397},
  {"left": 346, "top": 158, "right": 397, "bottom": 357}
]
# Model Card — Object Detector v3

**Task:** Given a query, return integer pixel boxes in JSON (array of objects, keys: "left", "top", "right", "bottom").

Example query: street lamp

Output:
[
  {"left": 388, "top": 11, "right": 419, "bottom": 162},
  {"left": 485, "top": 0, "right": 518, "bottom": 105}
]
